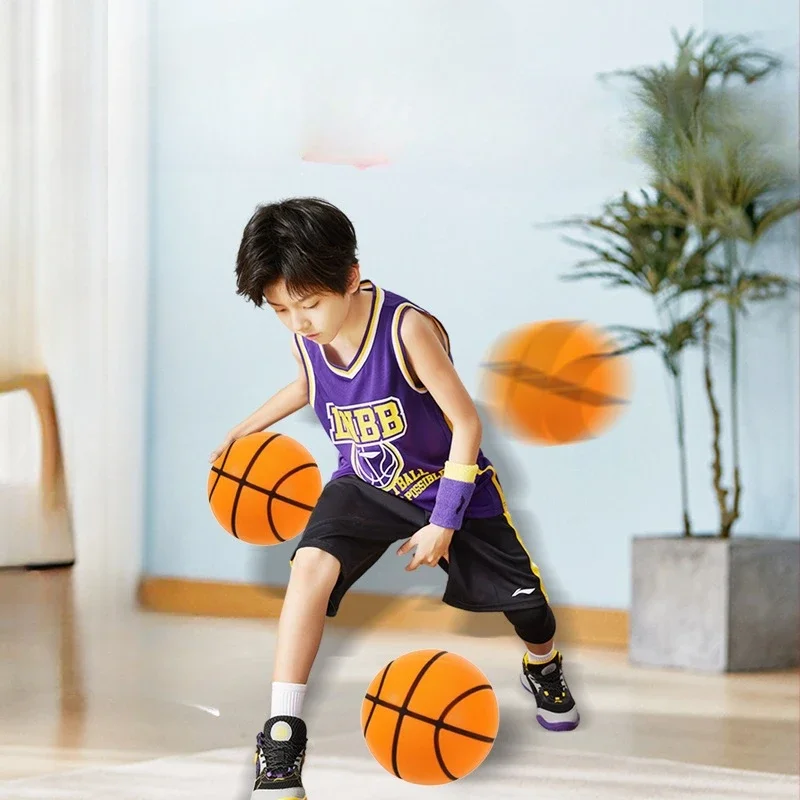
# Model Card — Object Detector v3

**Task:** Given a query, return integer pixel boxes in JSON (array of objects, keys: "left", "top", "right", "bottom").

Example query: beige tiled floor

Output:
[{"left": 1, "top": 568, "right": 798, "bottom": 791}]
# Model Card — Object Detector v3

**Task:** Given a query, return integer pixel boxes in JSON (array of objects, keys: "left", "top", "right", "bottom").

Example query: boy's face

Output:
[{"left": 264, "top": 274, "right": 358, "bottom": 345}]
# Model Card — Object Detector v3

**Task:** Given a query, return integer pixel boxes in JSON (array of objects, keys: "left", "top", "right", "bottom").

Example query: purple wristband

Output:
[{"left": 430, "top": 476, "right": 476, "bottom": 530}]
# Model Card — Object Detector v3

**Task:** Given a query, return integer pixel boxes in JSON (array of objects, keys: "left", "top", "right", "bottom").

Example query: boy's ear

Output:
[{"left": 346, "top": 263, "right": 361, "bottom": 293}]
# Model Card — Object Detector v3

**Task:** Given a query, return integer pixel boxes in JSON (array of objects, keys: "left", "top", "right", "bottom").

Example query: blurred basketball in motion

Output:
[
  {"left": 207, "top": 432, "right": 322, "bottom": 545},
  {"left": 361, "top": 649, "right": 499, "bottom": 785},
  {"left": 482, "top": 320, "right": 630, "bottom": 445}
]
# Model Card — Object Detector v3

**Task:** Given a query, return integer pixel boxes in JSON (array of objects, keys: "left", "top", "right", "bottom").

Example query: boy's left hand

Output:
[{"left": 397, "top": 524, "right": 454, "bottom": 571}]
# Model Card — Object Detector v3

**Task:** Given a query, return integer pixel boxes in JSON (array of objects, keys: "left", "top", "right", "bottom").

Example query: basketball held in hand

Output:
[
  {"left": 482, "top": 319, "right": 630, "bottom": 446},
  {"left": 207, "top": 432, "right": 322, "bottom": 545},
  {"left": 361, "top": 649, "right": 499, "bottom": 785}
]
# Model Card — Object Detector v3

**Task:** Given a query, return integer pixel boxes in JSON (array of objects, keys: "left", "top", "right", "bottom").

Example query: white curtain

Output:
[
  {"left": 0, "top": 2, "right": 42, "bottom": 377},
  {"left": 0, "top": 0, "right": 148, "bottom": 606},
  {"left": 0, "top": 0, "right": 46, "bottom": 493}
]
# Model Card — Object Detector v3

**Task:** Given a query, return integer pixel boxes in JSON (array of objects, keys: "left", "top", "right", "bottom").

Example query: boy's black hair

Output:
[{"left": 235, "top": 197, "right": 358, "bottom": 307}]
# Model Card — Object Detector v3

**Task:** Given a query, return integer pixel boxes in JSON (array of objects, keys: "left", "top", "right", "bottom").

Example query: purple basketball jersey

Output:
[{"left": 295, "top": 281, "right": 504, "bottom": 519}]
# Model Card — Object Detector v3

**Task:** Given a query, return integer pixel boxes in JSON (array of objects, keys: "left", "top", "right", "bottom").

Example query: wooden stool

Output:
[{"left": 0, "top": 373, "right": 74, "bottom": 568}]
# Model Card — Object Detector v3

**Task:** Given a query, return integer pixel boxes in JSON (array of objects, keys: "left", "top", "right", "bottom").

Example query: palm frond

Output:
[
  {"left": 729, "top": 271, "right": 800, "bottom": 309},
  {"left": 605, "top": 28, "right": 789, "bottom": 239},
  {"left": 604, "top": 325, "right": 659, "bottom": 356},
  {"left": 561, "top": 269, "right": 641, "bottom": 289},
  {"left": 662, "top": 314, "right": 704, "bottom": 356},
  {"left": 559, "top": 189, "right": 715, "bottom": 302},
  {"left": 561, "top": 237, "right": 632, "bottom": 267},
  {"left": 606, "top": 313, "right": 704, "bottom": 375},
  {"left": 751, "top": 198, "right": 800, "bottom": 242}
]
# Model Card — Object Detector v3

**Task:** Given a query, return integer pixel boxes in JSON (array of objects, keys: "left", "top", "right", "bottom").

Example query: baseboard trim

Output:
[{"left": 137, "top": 577, "right": 629, "bottom": 649}]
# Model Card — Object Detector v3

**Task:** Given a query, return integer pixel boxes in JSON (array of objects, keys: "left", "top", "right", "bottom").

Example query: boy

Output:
[{"left": 211, "top": 198, "right": 579, "bottom": 799}]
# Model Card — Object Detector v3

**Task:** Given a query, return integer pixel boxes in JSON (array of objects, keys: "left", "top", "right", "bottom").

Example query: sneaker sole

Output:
[{"left": 519, "top": 671, "right": 580, "bottom": 732}]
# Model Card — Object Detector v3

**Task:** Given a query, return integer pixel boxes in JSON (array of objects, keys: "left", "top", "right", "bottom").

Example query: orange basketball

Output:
[
  {"left": 207, "top": 432, "right": 322, "bottom": 545},
  {"left": 361, "top": 649, "right": 499, "bottom": 785},
  {"left": 482, "top": 319, "right": 630, "bottom": 445}
]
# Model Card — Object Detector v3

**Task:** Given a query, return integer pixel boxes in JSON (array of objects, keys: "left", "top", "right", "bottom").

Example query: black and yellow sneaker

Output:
[
  {"left": 520, "top": 650, "right": 580, "bottom": 731},
  {"left": 251, "top": 715, "right": 307, "bottom": 799}
]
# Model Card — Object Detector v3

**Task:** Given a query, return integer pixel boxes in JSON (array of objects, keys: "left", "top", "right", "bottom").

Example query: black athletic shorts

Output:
[{"left": 289, "top": 474, "right": 549, "bottom": 618}]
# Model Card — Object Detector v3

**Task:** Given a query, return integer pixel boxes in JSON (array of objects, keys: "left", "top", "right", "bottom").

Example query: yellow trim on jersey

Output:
[
  {"left": 481, "top": 465, "right": 550, "bottom": 603},
  {"left": 433, "top": 317, "right": 451, "bottom": 355},
  {"left": 391, "top": 302, "right": 452, "bottom": 392},
  {"left": 322, "top": 284, "right": 384, "bottom": 379},
  {"left": 391, "top": 302, "right": 423, "bottom": 391},
  {"left": 295, "top": 334, "right": 316, "bottom": 407}
]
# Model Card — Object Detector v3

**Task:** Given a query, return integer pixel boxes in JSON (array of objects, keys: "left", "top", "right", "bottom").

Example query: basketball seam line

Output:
[
  {"left": 390, "top": 651, "right": 447, "bottom": 781},
  {"left": 433, "top": 683, "right": 496, "bottom": 780},
  {"left": 266, "top": 463, "right": 319, "bottom": 542},
  {"left": 363, "top": 691, "right": 495, "bottom": 743},
  {"left": 229, "top": 434, "right": 282, "bottom": 539},
  {"left": 210, "top": 465, "right": 317, "bottom": 511},
  {"left": 482, "top": 359, "right": 628, "bottom": 406},
  {"left": 208, "top": 444, "right": 234, "bottom": 502},
  {"left": 506, "top": 330, "right": 541, "bottom": 422},
  {"left": 362, "top": 660, "right": 393, "bottom": 739}
]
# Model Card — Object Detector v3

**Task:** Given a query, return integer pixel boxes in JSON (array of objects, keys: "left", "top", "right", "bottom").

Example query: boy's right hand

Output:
[{"left": 209, "top": 431, "right": 239, "bottom": 464}]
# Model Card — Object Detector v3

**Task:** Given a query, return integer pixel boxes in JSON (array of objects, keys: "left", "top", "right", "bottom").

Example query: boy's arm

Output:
[
  {"left": 209, "top": 339, "right": 309, "bottom": 462},
  {"left": 396, "top": 309, "right": 483, "bottom": 570},
  {"left": 400, "top": 310, "right": 482, "bottom": 465}
]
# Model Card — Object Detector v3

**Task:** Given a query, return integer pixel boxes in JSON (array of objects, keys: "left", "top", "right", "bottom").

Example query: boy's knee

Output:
[
  {"left": 504, "top": 604, "right": 556, "bottom": 645},
  {"left": 290, "top": 546, "right": 341, "bottom": 586}
]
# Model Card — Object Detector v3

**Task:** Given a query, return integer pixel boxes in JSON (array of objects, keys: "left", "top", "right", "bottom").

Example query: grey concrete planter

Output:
[{"left": 630, "top": 536, "right": 799, "bottom": 672}]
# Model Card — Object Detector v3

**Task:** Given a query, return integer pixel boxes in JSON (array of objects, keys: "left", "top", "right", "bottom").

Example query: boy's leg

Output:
[
  {"left": 252, "top": 546, "right": 340, "bottom": 799},
  {"left": 504, "top": 604, "right": 580, "bottom": 731},
  {"left": 269, "top": 545, "right": 341, "bottom": 721},
  {"left": 273, "top": 546, "right": 341, "bottom": 686},
  {"left": 252, "top": 475, "right": 421, "bottom": 798},
  {"left": 439, "top": 512, "right": 580, "bottom": 732}
]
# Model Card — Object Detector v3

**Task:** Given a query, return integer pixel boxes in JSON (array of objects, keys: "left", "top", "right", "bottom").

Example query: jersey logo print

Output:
[{"left": 326, "top": 397, "right": 407, "bottom": 489}]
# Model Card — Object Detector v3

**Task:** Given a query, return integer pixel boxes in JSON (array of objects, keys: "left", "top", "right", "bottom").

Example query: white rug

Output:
[{"left": 0, "top": 747, "right": 796, "bottom": 800}]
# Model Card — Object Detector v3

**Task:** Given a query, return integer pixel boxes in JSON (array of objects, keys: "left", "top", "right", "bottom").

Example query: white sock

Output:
[
  {"left": 271, "top": 681, "right": 307, "bottom": 720},
  {"left": 526, "top": 645, "right": 555, "bottom": 665}
]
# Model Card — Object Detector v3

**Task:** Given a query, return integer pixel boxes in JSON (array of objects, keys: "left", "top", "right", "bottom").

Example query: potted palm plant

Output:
[
  {"left": 560, "top": 189, "right": 715, "bottom": 537},
  {"left": 561, "top": 30, "right": 799, "bottom": 671}
]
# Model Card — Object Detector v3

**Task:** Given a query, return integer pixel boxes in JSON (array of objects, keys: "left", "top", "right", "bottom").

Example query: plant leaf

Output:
[
  {"left": 558, "top": 190, "right": 714, "bottom": 301},
  {"left": 751, "top": 198, "right": 800, "bottom": 242}
]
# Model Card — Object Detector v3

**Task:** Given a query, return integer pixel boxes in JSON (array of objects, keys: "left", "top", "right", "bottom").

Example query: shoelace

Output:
[
  {"left": 256, "top": 732, "right": 303, "bottom": 779},
  {"left": 531, "top": 661, "right": 569, "bottom": 698}
]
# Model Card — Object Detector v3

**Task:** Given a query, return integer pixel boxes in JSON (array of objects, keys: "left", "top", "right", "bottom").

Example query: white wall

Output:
[{"left": 144, "top": 0, "right": 799, "bottom": 609}]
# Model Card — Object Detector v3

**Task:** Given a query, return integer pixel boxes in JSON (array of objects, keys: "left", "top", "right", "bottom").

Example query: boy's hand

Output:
[
  {"left": 209, "top": 431, "right": 239, "bottom": 464},
  {"left": 397, "top": 524, "right": 454, "bottom": 571}
]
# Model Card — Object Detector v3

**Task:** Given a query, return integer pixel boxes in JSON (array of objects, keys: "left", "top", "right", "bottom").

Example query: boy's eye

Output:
[{"left": 303, "top": 302, "right": 319, "bottom": 309}]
